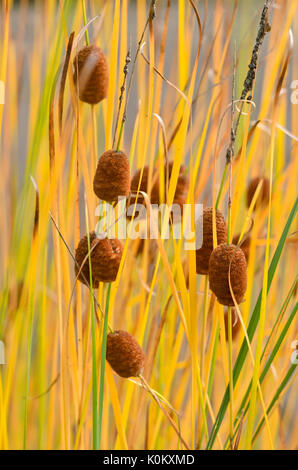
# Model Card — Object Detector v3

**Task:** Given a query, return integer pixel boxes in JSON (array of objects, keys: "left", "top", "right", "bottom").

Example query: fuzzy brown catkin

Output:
[
  {"left": 93, "top": 150, "right": 131, "bottom": 203},
  {"left": 106, "top": 330, "right": 145, "bottom": 378},
  {"left": 75, "top": 232, "right": 100, "bottom": 288},
  {"left": 196, "top": 208, "right": 227, "bottom": 275},
  {"left": 209, "top": 244, "right": 247, "bottom": 306},
  {"left": 73, "top": 45, "right": 109, "bottom": 104},
  {"left": 91, "top": 237, "right": 123, "bottom": 283},
  {"left": 75, "top": 234, "right": 123, "bottom": 285}
]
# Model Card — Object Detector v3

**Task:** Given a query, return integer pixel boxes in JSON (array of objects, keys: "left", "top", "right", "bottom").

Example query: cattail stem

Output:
[
  {"left": 85, "top": 204, "right": 98, "bottom": 449},
  {"left": 91, "top": 104, "right": 97, "bottom": 174},
  {"left": 81, "top": 0, "right": 90, "bottom": 46},
  {"left": 98, "top": 282, "right": 111, "bottom": 449},
  {"left": 139, "top": 374, "right": 190, "bottom": 450},
  {"left": 116, "top": 120, "right": 124, "bottom": 152},
  {"left": 227, "top": 306, "right": 234, "bottom": 448},
  {"left": 215, "top": 162, "right": 228, "bottom": 210},
  {"left": 113, "top": 50, "right": 131, "bottom": 149}
]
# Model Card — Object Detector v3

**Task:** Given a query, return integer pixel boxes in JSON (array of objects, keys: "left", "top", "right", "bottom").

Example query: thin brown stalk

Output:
[{"left": 58, "top": 31, "right": 75, "bottom": 137}]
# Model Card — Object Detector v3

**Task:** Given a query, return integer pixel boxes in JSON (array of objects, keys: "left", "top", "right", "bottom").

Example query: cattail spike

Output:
[
  {"left": 73, "top": 45, "right": 109, "bottom": 105},
  {"left": 106, "top": 330, "right": 145, "bottom": 378}
]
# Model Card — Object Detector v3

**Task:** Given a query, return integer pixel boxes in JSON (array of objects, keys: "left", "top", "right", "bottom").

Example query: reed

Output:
[{"left": 0, "top": 0, "right": 297, "bottom": 451}]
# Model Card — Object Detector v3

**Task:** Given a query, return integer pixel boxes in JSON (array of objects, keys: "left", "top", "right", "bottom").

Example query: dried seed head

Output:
[
  {"left": 167, "top": 161, "right": 189, "bottom": 206},
  {"left": 196, "top": 208, "right": 227, "bottom": 275},
  {"left": 209, "top": 244, "right": 247, "bottom": 306},
  {"left": 93, "top": 149, "right": 131, "bottom": 203},
  {"left": 106, "top": 330, "right": 145, "bottom": 378},
  {"left": 224, "top": 308, "right": 241, "bottom": 341},
  {"left": 166, "top": 162, "right": 189, "bottom": 221},
  {"left": 128, "top": 162, "right": 189, "bottom": 221},
  {"left": 130, "top": 166, "right": 160, "bottom": 203},
  {"left": 127, "top": 166, "right": 159, "bottom": 220},
  {"left": 246, "top": 177, "right": 270, "bottom": 210},
  {"left": 73, "top": 45, "right": 109, "bottom": 104},
  {"left": 74, "top": 231, "right": 99, "bottom": 288},
  {"left": 232, "top": 233, "right": 251, "bottom": 263},
  {"left": 91, "top": 237, "right": 123, "bottom": 283}
]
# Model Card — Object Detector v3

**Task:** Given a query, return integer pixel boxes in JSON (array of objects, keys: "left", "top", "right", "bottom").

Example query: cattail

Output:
[
  {"left": 224, "top": 308, "right": 241, "bottom": 340},
  {"left": 75, "top": 231, "right": 99, "bottom": 288},
  {"left": 130, "top": 162, "right": 189, "bottom": 204},
  {"left": 106, "top": 330, "right": 145, "bottom": 378},
  {"left": 93, "top": 149, "right": 131, "bottom": 203},
  {"left": 209, "top": 244, "right": 247, "bottom": 306},
  {"left": 127, "top": 166, "right": 159, "bottom": 219},
  {"left": 130, "top": 166, "right": 160, "bottom": 203},
  {"left": 246, "top": 176, "right": 270, "bottom": 210},
  {"left": 167, "top": 161, "right": 189, "bottom": 207},
  {"left": 232, "top": 233, "right": 251, "bottom": 262},
  {"left": 166, "top": 162, "right": 189, "bottom": 222},
  {"left": 75, "top": 233, "right": 123, "bottom": 284},
  {"left": 73, "top": 45, "right": 109, "bottom": 104},
  {"left": 128, "top": 162, "right": 189, "bottom": 220},
  {"left": 196, "top": 208, "right": 227, "bottom": 275},
  {"left": 91, "top": 237, "right": 123, "bottom": 282}
]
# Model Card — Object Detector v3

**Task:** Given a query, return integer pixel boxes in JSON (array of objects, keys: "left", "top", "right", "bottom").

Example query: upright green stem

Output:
[
  {"left": 227, "top": 306, "right": 234, "bottom": 448},
  {"left": 215, "top": 163, "right": 228, "bottom": 210},
  {"left": 85, "top": 219, "right": 98, "bottom": 449},
  {"left": 116, "top": 121, "right": 124, "bottom": 152},
  {"left": 81, "top": 0, "right": 90, "bottom": 46},
  {"left": 97, "top": 282, "right": 111, "bottom": 448}
]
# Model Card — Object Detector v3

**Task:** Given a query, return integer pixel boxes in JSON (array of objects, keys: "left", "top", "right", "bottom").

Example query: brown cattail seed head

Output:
[
  {"left": 130, "top": 162, "right": 189, "bottom": 205},
  {"left": 232, "top": 233, "right": 251, "bottom": 263},
  {"left": 196, "top": 208, "right": 227, "bottom": 275},
  {"left": 106, "top": 330, "right": 145, "bottom": 378},
  {"left": 130, "top": 166, "right": 159, "bottom": 203},
  {"left": 93, "top": 150, "right": 131, "bottom": 203},
  {"left": 246, "top": 177, "right": 270, "bottom": 210},
  {"left": 91, "top": 237, "right": 123, "bottom": 283},
  {"left": 209, "top": 244, "right": 247, "bottom": 306},
  {"left": 73, "top": 45, "right": 109, "bottom": 104},
  {"left": 168, "top": 161, "right": 189, "bottom": 206},
  {"left": 75, "top": 231, "right": 99, "bottom": 288},
  {"left": 128, "top": 162, "right": 189, "bottom": 220},
  {"left": 224, "top": 308, "right": 241, "bottom": 341},
  {"left": 167, "top": 162, "right": 189, "bottom": 221},
  {"left": 127, "top": 166, "right": 159, "bottom": 219}
]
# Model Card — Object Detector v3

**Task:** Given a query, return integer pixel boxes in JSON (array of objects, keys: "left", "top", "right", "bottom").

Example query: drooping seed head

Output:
[
  {"left": 209, "top": 244, "right": 247, "bottom": 306},
  {"left": 93, "top": 149, "right": 131, "bottom": 203},
  {"left": 106, "top": 330, "right": 145, "bottom": 378},
  {"left": 73, "top": 45, "right": 109, "bottom": 104},
  {"left": 196, "top": 208, "right": 227, "bottom": 275},
  {"left": 246, "top": 176, "right": 270, "bottom": 210}
]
